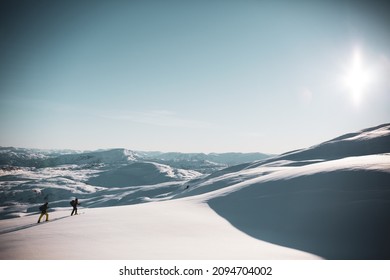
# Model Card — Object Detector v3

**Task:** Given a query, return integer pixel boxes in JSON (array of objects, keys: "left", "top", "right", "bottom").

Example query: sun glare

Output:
[{"left": 343, "top": 48, "right": 373, "bottom": 104}]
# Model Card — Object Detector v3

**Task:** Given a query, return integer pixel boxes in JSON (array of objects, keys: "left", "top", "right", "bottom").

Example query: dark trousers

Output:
[{"left": 71, "top": 207, "right": 77, "bottom": 216}]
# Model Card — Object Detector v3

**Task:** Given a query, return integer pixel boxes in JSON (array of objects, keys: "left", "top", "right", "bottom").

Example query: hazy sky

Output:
[{"left": 1, "top": 0, "right": 390, "bottom": 153}]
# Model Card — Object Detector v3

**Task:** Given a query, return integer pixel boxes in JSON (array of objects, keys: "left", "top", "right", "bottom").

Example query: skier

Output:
[
  {"left": 37, "top": 202, "right": 49, "bottom": 223},
  {"left": 70, "top": 198, "right": 80, "bottom": 216}
]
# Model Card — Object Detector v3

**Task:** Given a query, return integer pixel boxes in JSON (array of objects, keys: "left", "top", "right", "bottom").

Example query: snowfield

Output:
[
  {"left": 205, "top": 154, "right": 390, "bottom": 259},
  {"left": 0, "top": 123, "right": 390, "bottom": 259},
  {"left": 0, "top": 200, "right": 318, "bottom": 260}
]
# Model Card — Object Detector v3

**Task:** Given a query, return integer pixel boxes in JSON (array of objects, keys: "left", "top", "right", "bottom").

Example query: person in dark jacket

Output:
[
  {"left": 70, "top": 198, "right": 80, "bottom": 216},
  {"left": 37, "top": 202, "right": 49, "bottom": 223}
]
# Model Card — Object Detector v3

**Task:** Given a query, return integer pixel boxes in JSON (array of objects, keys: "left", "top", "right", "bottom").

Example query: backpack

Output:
[
  {"left": 39, "top": 203, "right": 47, "bottom": 212},
  {"left": 70, "top": 200, "right": 75, "bottom": 207}
]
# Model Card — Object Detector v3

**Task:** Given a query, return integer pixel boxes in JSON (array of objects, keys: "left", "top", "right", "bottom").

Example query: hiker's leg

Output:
[{"left": 38, "top": 213, "right": 44, "bottom": 223}]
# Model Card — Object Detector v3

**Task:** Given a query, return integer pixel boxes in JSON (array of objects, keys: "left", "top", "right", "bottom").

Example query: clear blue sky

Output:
[{"left": 1, "top": 0, "right": 389, "bottom": 153}]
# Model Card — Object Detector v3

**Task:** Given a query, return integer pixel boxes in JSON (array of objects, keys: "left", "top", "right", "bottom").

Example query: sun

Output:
[{"left": 343, "top": 48, "right": 373, "bottom": 104}]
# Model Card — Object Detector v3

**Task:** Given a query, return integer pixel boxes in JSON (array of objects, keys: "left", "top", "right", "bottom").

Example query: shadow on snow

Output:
[
  {"left": 0, "top": 215, "right": 71, "bottom": 235},
  {"left": 208, "top": 169, "right": 390, "bottom": 259}
]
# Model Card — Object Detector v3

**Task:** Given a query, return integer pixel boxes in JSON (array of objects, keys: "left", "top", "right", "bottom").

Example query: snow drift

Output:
[
  {"left": 174, "top": 123, "right": 390, "bottom": 259},
  {"left": 207, "top": 154, "right": 390, "bottom": 259}
]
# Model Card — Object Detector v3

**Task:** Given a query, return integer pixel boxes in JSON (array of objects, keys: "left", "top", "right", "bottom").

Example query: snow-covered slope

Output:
[
  {"left": 175, "top": 123, "right": 390, "bottom": 197},
  {"left": 141, "top": 152, "right": 272, "bottom": 173},
  {"left": 0, "top": 147, "right": 50, "bottom": 167},
  {"left": 0, "top": 199, "right": 318, "bottom": 260},
  {"left": 0, "top": 148, "right": 270, "bottom": 219},
  {"left": 206, "top": 154, "right": 390, "bottom": 259},
  {"left": 46, "top": 148, "right": 140, "bottom": 166},
  {"left": 260, "top": 122, "right": 390, "bottom": 163},
  {"left": 170, "top": 123, "right": 390, "bottom": 259},
  {"left": 87, "top": 162, "right": 201, "bottom": 188},
  {"left": 0, "top": 162, "right": 200, "bottom": 219},
  {"left": 0, "top": 147, "right": 270, "bottom": 170},
  {"left": 0, "top": 123, "right": 389, "bottom": 259}
]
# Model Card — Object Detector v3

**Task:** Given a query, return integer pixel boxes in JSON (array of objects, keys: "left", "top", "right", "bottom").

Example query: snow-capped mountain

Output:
[
  {"left": 141, "top": 151, "right": 271, "bottom": 171},
  {"left": 0, "top": 147, "right": 270, "bottom": 168},
  {"left": 0, "top": 147, "right": 50, "bottom": 167},
  {"left": 0, "top": 147, "right": 270, "bottom": 219},
  {"left": 0, "top": 123, "right": 389, "bottom": 259},
  {"left": 0, "top": 147, "right": 139, "bottom": 167}
]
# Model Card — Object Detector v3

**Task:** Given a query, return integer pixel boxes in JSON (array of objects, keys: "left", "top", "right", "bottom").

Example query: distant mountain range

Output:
[
  {"left": 0, "top": 147, "right": 271, "bottom": 219},
  {"left": 0, "top": 147, "right": 271, "bottom": 173}
]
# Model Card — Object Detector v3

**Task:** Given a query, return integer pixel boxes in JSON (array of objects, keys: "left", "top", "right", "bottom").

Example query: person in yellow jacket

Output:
[{"left": 37, "top": 202, "right": 49, "bottom": 223}]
